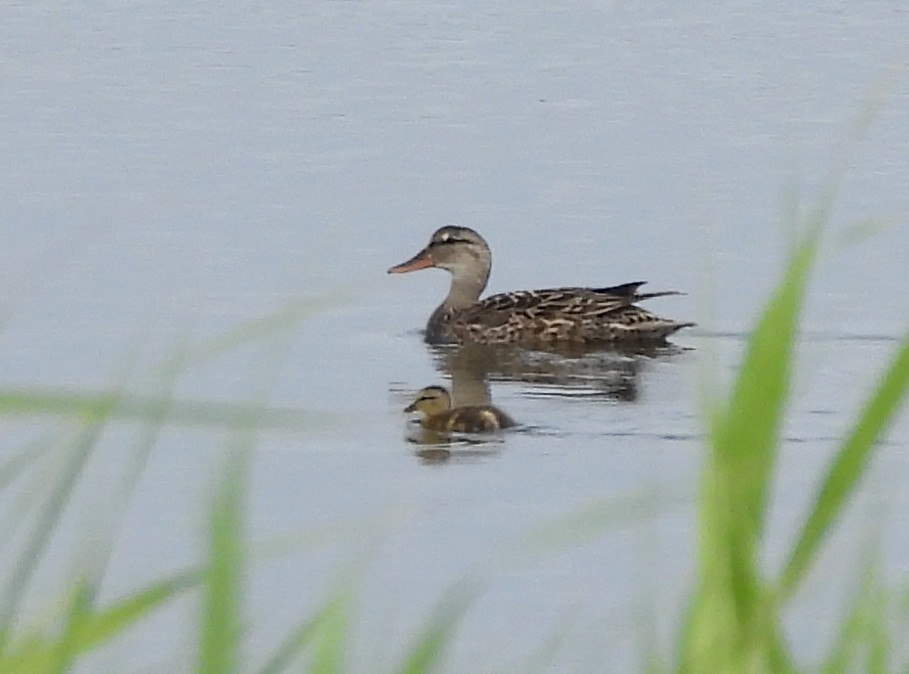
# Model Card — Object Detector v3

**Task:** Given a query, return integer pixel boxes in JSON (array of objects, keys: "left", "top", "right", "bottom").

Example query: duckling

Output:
[{"left": 404, "top": 385, "right": 516, "bottom": 433}]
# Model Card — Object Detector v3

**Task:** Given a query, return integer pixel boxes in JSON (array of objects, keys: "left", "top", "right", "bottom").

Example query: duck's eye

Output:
[{"left": 433, "top": 235, "right": 469, "bottom": 246}]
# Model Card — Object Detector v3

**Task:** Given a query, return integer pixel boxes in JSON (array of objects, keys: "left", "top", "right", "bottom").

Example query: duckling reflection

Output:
[{"left": 405, "top": 385, "right": 516, "bottom": 433}]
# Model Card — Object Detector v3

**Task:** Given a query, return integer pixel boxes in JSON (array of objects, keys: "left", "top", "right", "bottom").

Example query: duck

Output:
[
  {"left": 388, "top": 226, "right": 694, "bottom": 345},
  {"left": 404, "top": 385, "right": 516, "bottom": 433}
]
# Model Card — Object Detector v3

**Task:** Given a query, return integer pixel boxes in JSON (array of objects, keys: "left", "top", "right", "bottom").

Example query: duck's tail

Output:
[{"left": 592, "top": 281, "right": 685, "bottom": 303}]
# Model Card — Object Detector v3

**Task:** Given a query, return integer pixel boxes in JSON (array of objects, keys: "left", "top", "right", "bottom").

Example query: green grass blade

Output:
[
  {"left": 256, "top": 591, "right": 346, "bottom": 674},
  {"left": 713, "top": 228, "right": 818, "bottom": 551},
  {"left": 199, "top": 448, "right": 246, "bottom": 674},
  {"left": 819, "top": 556, "right": 881, "bottom": 674},
  {"left": 308, "top": 591, "right": 350, "bottom": 674},
  {"left": 49, "top": 577, "right": 95, "bottom": 674},
  {"left": 780, "top": 332, "right": 909, "bottom": 596},
  {"left": 681, "top": 230, "right": 819, "bottom": 674},
  {"left": 500, "top": 611, "right": 577, "bottom": 674},
  {"left": 186, "top": 292, "right": 344, "bottom": 367},
  {"left": 500, "top": 487, "right": 686, "bottom": 566},
  {"left": 0, "top": 565, "right": 203, "bottom": 673},
  {"left": 2, "top": 340, "right": 194, "bottom": 674},
  {"left": 0, "top": 434, "right": 59, "bottom": 554},
  {"left": 259, "top": 545, "right": 377, "bottom": 674},
  {"left": 200, "top": 332, "right": 295, "bottom": 674},
  {"left": 0, "top": 401, "right": 119, "bottom": 660},
  {"left": 681, "top": 87, "right": 892, "bottom": 672},
  {"left": 0, "top": 388, "right": 332, "bottom": 431},
  {"left": 81, "top": 568, "right": 203, "bottom": 646},
  {"left": 394, "top": 581, "right": 477, "bottom": 674},
  {"left": 0, "top": 436, "right": 52, "bottom": 493},
  {"left": 865, "top": 589, "right": 889, "bottom": 674}
]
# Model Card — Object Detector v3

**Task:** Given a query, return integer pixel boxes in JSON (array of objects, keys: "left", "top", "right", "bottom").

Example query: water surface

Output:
[{"left": 1, "top": 1, "right": 908, "bottom": 670}]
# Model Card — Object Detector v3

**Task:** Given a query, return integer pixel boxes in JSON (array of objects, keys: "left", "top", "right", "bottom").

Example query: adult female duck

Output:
[{"left": 388, "top": 226, "right": 693, "bottom": 345}]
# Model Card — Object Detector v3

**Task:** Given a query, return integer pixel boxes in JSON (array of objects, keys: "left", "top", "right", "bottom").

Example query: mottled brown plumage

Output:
[
  {"left": 388, "top": 226, "right": 694, "bottom": 345},
  {"left": 404, "top": 386, "right": 515, "bottom": 433}
]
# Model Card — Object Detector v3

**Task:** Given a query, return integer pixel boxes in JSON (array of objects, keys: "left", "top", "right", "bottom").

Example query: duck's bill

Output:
[
  {"left": 388, "top": 248, "right": 435, "bottom": 273},
  {"left": 404, "top": 402, "right": 418, "bottom": 412}
]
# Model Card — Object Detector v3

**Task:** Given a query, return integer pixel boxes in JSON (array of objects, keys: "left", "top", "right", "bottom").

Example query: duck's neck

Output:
[
  {"left": 443, "top": 269, "right": 488, "bottom": 311},
  {"left": 426, "top": 260, "right": 490, "bottom": 340}
]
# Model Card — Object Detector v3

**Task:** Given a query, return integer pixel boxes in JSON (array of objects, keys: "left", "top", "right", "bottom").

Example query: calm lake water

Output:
[{"left": 1, "top": 1, "right": 908, "bottom": 670}]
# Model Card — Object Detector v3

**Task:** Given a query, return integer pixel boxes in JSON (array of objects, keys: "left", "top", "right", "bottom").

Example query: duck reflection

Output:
[
  {"left": 429, "top": 341, "right": 686, "bottom": 405},
  {"left": 410, "top": 443, "right": 502, "bottom": 465},
  {"left": 399, "top": 341, "right": 688, "bottom": 463}
]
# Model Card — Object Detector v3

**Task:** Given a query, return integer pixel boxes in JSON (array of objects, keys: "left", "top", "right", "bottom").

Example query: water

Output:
[{"left": 1, "top": 1, "right": 908, "bottom": 670}]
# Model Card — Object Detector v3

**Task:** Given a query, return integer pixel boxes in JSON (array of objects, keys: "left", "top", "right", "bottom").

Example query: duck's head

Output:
[
  {"left": 388, "top": 226, "right": 491, "bottom": 278},
  {"left": 404, "top": 385, "right": 452, "bottom": 417}
]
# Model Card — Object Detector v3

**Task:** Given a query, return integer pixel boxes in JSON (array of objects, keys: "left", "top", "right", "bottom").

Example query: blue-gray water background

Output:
[{"left": 1, "top": 2, "right": 907, "bottom": 671}]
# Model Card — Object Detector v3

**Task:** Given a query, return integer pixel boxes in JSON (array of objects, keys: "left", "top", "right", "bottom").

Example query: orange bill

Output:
[{"left": 387, "top": 247, "right": 435, "bottom": 274}]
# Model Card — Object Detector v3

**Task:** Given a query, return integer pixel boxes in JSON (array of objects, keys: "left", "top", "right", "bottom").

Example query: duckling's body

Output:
[
  {"left": 405, "top": 386, "right": 515, "bottom": 433},
  {"left": 388, "top": 226, "right": 694, "bottom": 345}
]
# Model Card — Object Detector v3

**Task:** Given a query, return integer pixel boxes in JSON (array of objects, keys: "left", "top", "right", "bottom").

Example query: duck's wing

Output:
[
  {"left": 450, "top": 283, "right": 691, "bottom": 343},
  {"left": 465, "top": 282, "right": 679, "bottom": 321},
  {"left": 593, "top": 305, "right": 696, "bottom": 341}
]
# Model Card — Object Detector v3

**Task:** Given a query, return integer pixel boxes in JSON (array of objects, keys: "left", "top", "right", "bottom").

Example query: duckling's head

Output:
[
  {"left": 388, "top": 226, "right": 491, "bottom": 281},
  {"left": 404, "top": 385, "right": 452, "bottom": 418}
]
